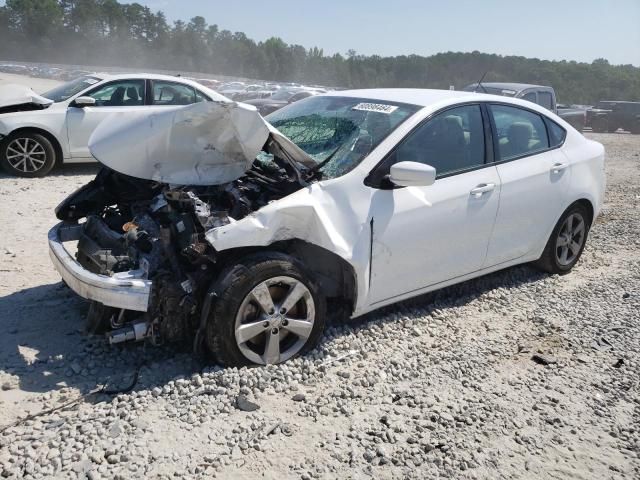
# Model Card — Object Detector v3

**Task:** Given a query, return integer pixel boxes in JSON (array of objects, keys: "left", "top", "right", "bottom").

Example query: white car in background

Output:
[
  {"left": 0, "top": 73, "right": 227, "bottom": 177},
  {"left": 49, "top": 89, "right": 605, "bottom": 366}
]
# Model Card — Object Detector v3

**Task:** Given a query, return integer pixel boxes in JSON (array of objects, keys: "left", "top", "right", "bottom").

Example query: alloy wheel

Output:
[
  {"left": 555, "top": 213, "right": 586, "bottom": 266},
  {"left": 6, "top": 137, "right": 47, "bottom": 173},
  {"left": 234, "top": 276, "right": 315, "bottom": 365}
]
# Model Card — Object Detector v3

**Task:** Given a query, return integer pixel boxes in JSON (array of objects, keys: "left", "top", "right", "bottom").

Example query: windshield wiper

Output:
[{"left": 305, "top": 144, "right": 342, "bottom": 179}]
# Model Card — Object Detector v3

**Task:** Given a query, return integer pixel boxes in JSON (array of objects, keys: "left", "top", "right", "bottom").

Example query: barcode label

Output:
[{"left": 352, "top": 103, "right": 398, "bottom": 114}]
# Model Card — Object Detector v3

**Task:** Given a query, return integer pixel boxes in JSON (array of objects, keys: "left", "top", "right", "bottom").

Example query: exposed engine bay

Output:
[{"left": 56, "top": 152, "right": 310, "bottom": 348}]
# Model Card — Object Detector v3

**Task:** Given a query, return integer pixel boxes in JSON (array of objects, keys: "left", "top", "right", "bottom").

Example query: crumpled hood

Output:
[
  {"left": 89, "top": 100, "right": 316, "bottom": 186},
  {"left": 0, "top": 84, "right": 53, "bottom": 109}
]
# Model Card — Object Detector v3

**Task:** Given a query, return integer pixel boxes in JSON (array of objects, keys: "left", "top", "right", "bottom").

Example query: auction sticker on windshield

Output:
[{"left": 352, "top": 103, "right": 398, "bottom": 114}]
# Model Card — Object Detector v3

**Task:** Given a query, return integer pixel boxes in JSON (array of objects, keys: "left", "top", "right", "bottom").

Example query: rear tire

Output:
[
  {"left": 0, "top": 132, "right": 56, "bottom": 177},
  {"left": 204, "top": 252, "right": 326, "bottom": 367},
  {"left": 533, "top": 203, "right": 591, "bottom": 274}
]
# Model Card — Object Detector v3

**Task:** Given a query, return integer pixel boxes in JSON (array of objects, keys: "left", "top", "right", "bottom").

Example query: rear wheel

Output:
[
  {"left": 0, "top": 132, "right": 56, "bottom": 177},
  {"left": 534, "top": 203, "right": 591, "bottom": 274},
  {"left": 205, "top": 252, "right": 326, "bottom": 366}
]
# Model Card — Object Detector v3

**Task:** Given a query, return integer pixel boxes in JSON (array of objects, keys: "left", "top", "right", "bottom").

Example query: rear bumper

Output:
[{"left": 48, "top": 222, "right": 152, "bottom": 311}]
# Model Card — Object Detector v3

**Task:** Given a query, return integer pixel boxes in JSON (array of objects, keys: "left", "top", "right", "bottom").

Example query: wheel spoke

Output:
[
  {"left": 280, "top": 281, "right": 306, "bottom": 313},
  {"left": 569, "top": 240, "right": 581, "bottom": 254},
  {"left": 251, "top": 282, "right": 276, "bottom": 314},
  {"left": 283, "top": 318, "right": 313, "bottom": 339},
  {"left": 559, "top": 246, "right": 569, "bottom": 264},
  {"left": 13, "top": 158, "right": 27, "bottom": 171},
  {"left": 573, "top": 220, "right": 585, "bottom": 237},
  {"left": 263, "top": 330, "right": 281, "bottom": 364},
  {"left": 236, "top": 320, "right": 268, "bottom": 344},
  {"left": 7, "top": 146, "right": 21, "bottom": 156}
]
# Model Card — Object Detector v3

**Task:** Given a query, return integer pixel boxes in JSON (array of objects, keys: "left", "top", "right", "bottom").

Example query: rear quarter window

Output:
[{"left": 545, "top": 119, "right": 566, "bottom": 147}]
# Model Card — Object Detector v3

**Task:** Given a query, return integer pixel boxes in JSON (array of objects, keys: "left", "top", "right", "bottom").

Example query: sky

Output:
[
  {"left": 1, "top": 0, "right": 638, "bottom": 65},
  {"left": 133, "top": 0, "right": 640, "bottom": 66}
]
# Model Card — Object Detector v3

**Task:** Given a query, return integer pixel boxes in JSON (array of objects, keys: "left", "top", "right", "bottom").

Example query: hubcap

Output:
[
  {"left": 6, "top": 138, "right": 47, "bottom": 173},
  {"left": 235, "top": 276, "right": 315, "bottom": 365},
  {"left": 555, "top": 213, "right": 586, "bottom": 266}
]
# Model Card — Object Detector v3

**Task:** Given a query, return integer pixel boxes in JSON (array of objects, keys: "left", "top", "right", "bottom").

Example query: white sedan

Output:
[
  {"left": 0, "top": 73, "right": 226, "bottom": 177},
  {"left": 48, "top": 89, "right": 605, "bottom": 365}
]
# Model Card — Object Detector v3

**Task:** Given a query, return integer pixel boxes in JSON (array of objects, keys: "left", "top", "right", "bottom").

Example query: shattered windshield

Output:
[
  {"left": 266, "top": 96, "right": 419, "bottom": 179},
  {"left": 42, "top": 76, "right": 102, "bottom": 102}
]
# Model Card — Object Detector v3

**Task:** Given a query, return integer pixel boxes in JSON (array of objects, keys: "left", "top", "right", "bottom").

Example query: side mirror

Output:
[
  {"left": 72, "top": 96, "right": 96, "bottom": 107},
  {"left": 389, "top": 161, "right": 436, "bottom": 187}
]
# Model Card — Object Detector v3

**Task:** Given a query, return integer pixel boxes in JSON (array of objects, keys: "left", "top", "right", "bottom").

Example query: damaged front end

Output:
[
  {"left": 0, "top": 84, "right": 53, "bottom": 114},
  {"left": 49, "top": 101, "right": 313, "bottom": 347}
]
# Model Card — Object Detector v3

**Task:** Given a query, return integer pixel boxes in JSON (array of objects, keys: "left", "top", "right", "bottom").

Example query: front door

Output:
[{"left": 366, "top": 104, "right": 501, "bottom": 305}]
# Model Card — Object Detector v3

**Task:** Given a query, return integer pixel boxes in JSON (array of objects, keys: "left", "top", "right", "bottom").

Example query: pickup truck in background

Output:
[
  {"left": 463, "top": 82, "right": 586, "bottom": 131},
  {"left": 588, "top": 101, "right": 640, "bottom": 134}
]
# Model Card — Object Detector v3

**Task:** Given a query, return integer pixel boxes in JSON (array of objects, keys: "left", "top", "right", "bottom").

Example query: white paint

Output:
[
  {"left": 48, "top": 88, "right": 606, "bottom": 319},
  {"left": 0, "top": 84, "right": 53, "bottom": 108},
  {"left": 0, "top": 73, "right": 227, "bottom": 163},
  {"left": 204, "top": 89, "right": 606, "bottom": 317}
]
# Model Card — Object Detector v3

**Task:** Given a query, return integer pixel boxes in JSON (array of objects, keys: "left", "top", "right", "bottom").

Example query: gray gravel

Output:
[{"left": 0, "top": 132, "right": 638, "bottom": 479}]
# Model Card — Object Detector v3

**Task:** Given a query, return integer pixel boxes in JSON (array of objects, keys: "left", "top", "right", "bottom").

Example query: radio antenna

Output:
[{"left": 474, "top": 71, "right": 488, "bottom": 93}]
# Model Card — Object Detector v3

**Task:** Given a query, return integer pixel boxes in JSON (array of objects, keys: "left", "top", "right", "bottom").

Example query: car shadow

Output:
[
  {"left": 0, "top": 281, "right": 199, "bottom": 400},
  {"left": 0, "top": 263, "right": 546, "bottom": 400}
]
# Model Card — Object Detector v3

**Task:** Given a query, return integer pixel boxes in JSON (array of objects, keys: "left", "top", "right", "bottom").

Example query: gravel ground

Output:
[{"left": 0, "top": 117, "right": 639, "bottom": 478}]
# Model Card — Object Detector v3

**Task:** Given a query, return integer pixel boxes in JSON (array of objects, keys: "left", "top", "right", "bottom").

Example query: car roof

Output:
[
  {"left": 323, "top": 88, "right": 477, "bottom": 107},
  {"left": 466, "top": 82, "right": 551, "bottom": 92},
  {"left": 319, "top": 88, "right": 566, "bottom": 120},
  {"left": 97, "top": 72, "right": 204, "bottom": 85}
]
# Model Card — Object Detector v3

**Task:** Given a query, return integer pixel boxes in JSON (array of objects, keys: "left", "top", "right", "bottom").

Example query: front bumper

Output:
[{"left": 48, "top": 222, "right": 152, "bottom": 311}]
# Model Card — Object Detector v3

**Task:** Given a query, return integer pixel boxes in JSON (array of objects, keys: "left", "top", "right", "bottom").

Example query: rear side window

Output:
[
  {"left": 489, "top": 105, "right": 549, "bottom": 161},
  {"left": 152, "top": 81, "right": 199, "bottom": 105},
  {"left": 546, "top": 119, "right": 566, "bottom": 147}
]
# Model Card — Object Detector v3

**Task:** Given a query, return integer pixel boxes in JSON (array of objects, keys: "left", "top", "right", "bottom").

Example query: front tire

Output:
[
  {"left": 204, "top": 252, "right": 326, "bottom": 366},
  {"left": 534, "top": 203, "right": 591, "bottom": 274},
  {"left": 0, "top": 132, "right": 56, "bottom": 177}
]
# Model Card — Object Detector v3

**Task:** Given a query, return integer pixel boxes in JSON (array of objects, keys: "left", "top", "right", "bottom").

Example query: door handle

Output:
[
  {"left": 470, "top": 183, "right": 495, "bottom": 197},
  {"left": 551, "top": 162, "right": 568, "bottom": 173}
]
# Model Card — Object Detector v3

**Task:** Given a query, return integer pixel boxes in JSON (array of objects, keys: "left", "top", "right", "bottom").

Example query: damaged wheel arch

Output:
[{"left": 203, "top": 250, "right": 328, "bottom": 366}]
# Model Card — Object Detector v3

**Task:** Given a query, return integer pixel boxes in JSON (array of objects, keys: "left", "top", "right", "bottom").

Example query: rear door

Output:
[
  {"left": 66, "top": 79, "right": 147, "bottom": 158},
  {"left": 484, "top": 103, "right": 571, "bottom": 266}
]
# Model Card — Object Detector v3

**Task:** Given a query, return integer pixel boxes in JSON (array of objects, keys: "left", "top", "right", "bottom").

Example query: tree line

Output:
[{"left": 1, "top": 0, "right": 639, "bottom": 104}]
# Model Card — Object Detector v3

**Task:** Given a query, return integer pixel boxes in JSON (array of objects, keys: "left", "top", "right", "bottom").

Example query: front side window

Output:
[
  {"left": 266, "top": 96, "right": 419, "bottom": 179},
  {"left": 42, "top": 76, "right": 101, "bottom": 103},
  {"left": 152, "top": 81, "right": 199, "bottom": 105},
  {"left": 489, "top": 104, "right": 549, "bottom": 161},
  {"left": 522, "top": 92, "right": 537, "bottom": 104},
  {"left": 384, "top": 104, "right": 486, "bottom": 178},
  {"left": 85, "top": 80, "right": 145, "bottom": 107}
]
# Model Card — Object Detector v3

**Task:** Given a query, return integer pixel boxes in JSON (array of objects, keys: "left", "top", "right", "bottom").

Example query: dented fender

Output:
[{"left": 205, "top": 181, "right": 375, "bottom": 314}]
